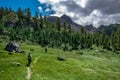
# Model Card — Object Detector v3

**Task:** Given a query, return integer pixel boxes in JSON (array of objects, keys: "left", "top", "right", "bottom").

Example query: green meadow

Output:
[{"left": 0, "top": 42, "right": 120, "bottom": 80}]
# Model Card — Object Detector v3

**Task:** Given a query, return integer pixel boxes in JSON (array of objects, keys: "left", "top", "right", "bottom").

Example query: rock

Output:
[
  {"left": 19, "top": 50, "right": 25, "bottom": 54},
  {"left": 76, "top": 51, "right": 83, "bottom": 55},
  {"left": 5, "top": 42, "right": 20, "bottom": 52},
  {"left": 8, "top": 52, "right": 13, "bottom": 55},
  {"left": 57, "top": 56, "right": 66, "bottom": 61},
  {"left": 13, "top": 62, "right": 21, "bottom": 66}
]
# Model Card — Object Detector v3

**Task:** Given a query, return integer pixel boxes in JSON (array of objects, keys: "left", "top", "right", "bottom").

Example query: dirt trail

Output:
[
  {"left": 26, "top": 67, "right": 31, "bottom": 80},
  {"left": 26, "top": 56, "right": 40, "bottom": 80},
  {"left": 33, "top": 56, "right": 40, "bottom": 63}
]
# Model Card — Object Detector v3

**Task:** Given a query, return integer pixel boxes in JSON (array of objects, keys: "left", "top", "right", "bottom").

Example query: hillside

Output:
[
  {"left": 0, "top": 42, "right": 120, "bottom": 80},
  {"left": 0, "top": 7, "right": 120, "bottom": 52}
]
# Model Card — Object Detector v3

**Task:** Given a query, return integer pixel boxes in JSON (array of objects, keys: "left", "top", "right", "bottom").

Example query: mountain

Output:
[
  {"left": 47, "top": 14, "right": 83, "bottom": 32},
  {"left": 47, "top": 16, "right": 58, "bottom": 22},
  {"left": 60, "top": 14, "right": 73, "bottom": 24},
  {"left": 98, "top": 24, "right": 119, "bottom": 35},
  {"left": 85, "top": 24, "right": 98, "bottom": 33},
  {"left": 84, "top": 24, "right": 119, "bottom": 35},
  {"left": 47, "top": 14, "right": 73, "bottom": 24},
  {"left": 47, "top": 14, "right": 119, "bottom": 34}
]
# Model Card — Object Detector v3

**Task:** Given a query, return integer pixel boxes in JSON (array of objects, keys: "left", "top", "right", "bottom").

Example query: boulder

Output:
[
  {"left": 57, "top": 56, "right": 66, "bottom": 61},
  {"left": 13, "top": 62, "right": 21, "bottom": 66},
  {"left": 5, "top": 42, "right": 20, "bottom": 52}
]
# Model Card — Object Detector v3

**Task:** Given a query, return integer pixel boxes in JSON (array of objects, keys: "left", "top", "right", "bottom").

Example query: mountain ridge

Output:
[{"left": 47, "top": 14, "right": 119, "bottom": 34}]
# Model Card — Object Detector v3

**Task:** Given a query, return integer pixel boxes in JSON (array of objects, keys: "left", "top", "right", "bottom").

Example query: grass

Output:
[{"left": 0, "top": 42, "right": 120, "bottom": 80}]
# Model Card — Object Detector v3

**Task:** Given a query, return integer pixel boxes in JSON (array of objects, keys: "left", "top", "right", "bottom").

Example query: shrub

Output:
[{"left": 76, "top": 51, "right": 83, "bottom": 55}]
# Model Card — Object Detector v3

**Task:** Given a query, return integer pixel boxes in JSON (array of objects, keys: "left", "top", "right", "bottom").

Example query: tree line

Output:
[{"left": 0, "top": 7, "right": 120, "bottom": 52}]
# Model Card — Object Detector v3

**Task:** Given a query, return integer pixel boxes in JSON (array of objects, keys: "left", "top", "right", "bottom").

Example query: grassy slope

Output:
[{"left": 0, "top": 42, "right": 120, "bottom": 80}]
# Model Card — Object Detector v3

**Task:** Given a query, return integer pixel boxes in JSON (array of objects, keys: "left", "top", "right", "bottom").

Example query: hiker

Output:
[
  {"left": 27, "top": 53, "right": 32, "bottom": 67},
  {"left": 45, "top": 47, "right": 47, "bottom": 53}
]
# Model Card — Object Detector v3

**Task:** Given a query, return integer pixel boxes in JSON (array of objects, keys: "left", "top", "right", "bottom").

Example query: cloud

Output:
[
  {"left": 38, "top": 0, "right": 120, "bottom": 28},
  {"left": 86, "top": 0, "right": 120, "bottom": 15},
  {"left": 75, "top": 0, "right": 87, "bottom": 8},
  {"left": 37, "top": 2, "right": 55, "bottom": 16},
  {"left": 38, "top": 0, "right": 64, "bottom": 4},
  {"left": 38, "top": 6, "right": 42, "bottom": 12},
  {"left": 75, "top": 10, "right": 120, "bottom": 27}
]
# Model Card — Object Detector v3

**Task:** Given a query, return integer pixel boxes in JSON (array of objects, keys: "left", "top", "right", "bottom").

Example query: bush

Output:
[
  {"left": 115, "top": 51, "right": 120, "bottom": 54},
  {"left": 68, "top": 45, "right": 72, "bottom": 52},
  {"left": 76, "top": 51, "right": 83, "bottom": 55},
  {"left": 61, "top": 43, "right": 72, "bottom": 51}
]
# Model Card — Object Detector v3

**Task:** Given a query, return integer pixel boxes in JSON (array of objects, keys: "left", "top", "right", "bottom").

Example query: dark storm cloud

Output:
[
  {"left": 59, "top": 0, "right": 120, "bottom": 16},
  {"left": 59, "top": 0, "right": 88, "bottom": 16},
  {"left": 86, "top": 0, "right": 120, "bottom": 15}
]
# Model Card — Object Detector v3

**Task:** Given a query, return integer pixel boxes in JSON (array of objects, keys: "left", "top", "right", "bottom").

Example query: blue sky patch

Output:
[{"left": 0, "top": 0, "right": 55, "bottom": 16}]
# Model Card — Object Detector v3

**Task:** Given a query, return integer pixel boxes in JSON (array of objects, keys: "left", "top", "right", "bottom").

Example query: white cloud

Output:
[
  {"left": 67, "top": 12, "right": 75, "bottom": 18},
  {"left": 75, "top": 11, "right": 120, "bottom": 28},
  {"left": 74, "top": 0, "right": 88, "bottom": 8},
  {"left": 38, "top": 0, "right": 120, "bottom": 28},
  {"left": 45, "top": 8, "right": 51, "bottom": 12},
  {"left": 38, "top": 0, "right": 66, "bottom": 4},
  {"left": 90, "top": 10, "right": 102, "bottom": 17},
  {"left": 38, "top": 6, "right": 42, "bottom": 12},
  {"left": 52, "top": 5, "right": 67, "bottom": 17}
]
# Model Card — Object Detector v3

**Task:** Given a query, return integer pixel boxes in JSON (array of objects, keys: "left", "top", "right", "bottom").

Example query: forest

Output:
[{"left": 0, "top": 7, "right": 120, "bottom": 52}]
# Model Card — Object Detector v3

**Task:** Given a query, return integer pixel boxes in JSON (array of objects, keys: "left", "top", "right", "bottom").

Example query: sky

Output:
[
  {"left": 0, "top": 0, "right": 120, "bottom": 27},
  {"left": 0, "top": 0, "right": 55, "bottom": 16}
]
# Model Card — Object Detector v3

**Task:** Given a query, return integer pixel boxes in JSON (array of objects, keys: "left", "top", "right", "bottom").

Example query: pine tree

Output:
[
  {"left": 80, "top": 27, "right": 86, "bottom": 34},
  {"left": 0, "top": 7, "right": 6, "bottom": 19},
  {"left": 0, "top": 23, "right": 4, "bottom": 34},
  {"left": 26, "top": 8, "right": 31, "bottom": 26},
  {"left": 63, "top": 22, "right": 67, "bottom": 30},
  {"left": 35, "top": 11, "right": 38, "bottom": 18},
  {"left": 17, "top": 8, "right": 23, "bottom": 18},
  {"left": 56, "top": 18, "right": 61, "bottom": 31},
  {"left": 18, "top": 18, "right": 24, "bottom": 27},
  {"left": 40, "top": 13, "right": 43, "bottom": 30},
  {"left": 91, "top": 32, "right": 99, "bottom": 47},
  {"left": 34, "top": 11, "right": 40, "bottom": 31},
  {"left": 103, "top": 35, "right": 110, "bottom": 49},
  {"left": 110, "top": 32, "right": 115, "bottom": 51},
  {"left": 116, "top": 27, "right": 120, "bottom": 50},
  {"left": 68, "top": 24, "right": 72, "bottom": 33},
  {"left": 44, "top": 15, "right": 47, "bottom": 24}
]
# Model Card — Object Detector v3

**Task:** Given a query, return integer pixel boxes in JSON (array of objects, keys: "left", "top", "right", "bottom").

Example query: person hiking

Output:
[
  {"left": 45, "top": 47, "right": 47, "bottom": 53},
  {"left": 27, "top": 53, "right": 32, "bottom": 67}
]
